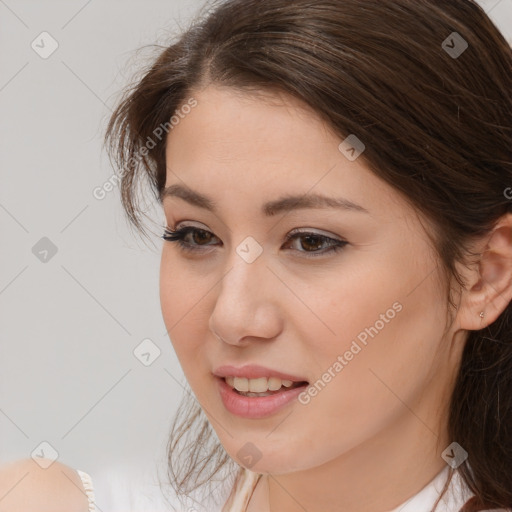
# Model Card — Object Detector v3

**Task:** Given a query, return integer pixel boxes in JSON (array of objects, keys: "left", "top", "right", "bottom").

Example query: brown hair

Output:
[{"left": 104, "top": 0, "right": 512, "bottom": 509}]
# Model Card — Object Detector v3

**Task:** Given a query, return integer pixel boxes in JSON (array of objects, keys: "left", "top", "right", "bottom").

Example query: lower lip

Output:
[{"left": 216, "top": 377, "right": 308, "bottom": 419}]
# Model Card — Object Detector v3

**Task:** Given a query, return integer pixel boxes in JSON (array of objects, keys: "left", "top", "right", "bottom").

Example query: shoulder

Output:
[{"left": 0, "top": 458, "right": 91, "bottom": 512}]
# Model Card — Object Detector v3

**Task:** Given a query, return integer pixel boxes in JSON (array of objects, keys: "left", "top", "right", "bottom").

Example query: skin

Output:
[
  {"left": 160, "top": 84, "right": 512, "bottom": 512},
  {"left": 0, "top": 458, "right": 90, "bottom": 512}
]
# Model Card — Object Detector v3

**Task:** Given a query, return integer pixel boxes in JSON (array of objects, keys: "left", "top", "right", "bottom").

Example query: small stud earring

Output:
[{"left": 479, "top": 311, "right": 485, "bottom": 318}]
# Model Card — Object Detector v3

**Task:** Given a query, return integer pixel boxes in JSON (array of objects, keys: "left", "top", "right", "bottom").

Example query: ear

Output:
[{"left": 456, "top": 213, "right": 512, "bottom": 330}]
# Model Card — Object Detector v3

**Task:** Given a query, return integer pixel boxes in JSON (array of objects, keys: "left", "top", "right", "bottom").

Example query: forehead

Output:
[
  {"left": 167, "top": 85, "right": 335, "bottom": 161},
  {"left": 163, "top": 85, "right": 407, "bottom": 221}
]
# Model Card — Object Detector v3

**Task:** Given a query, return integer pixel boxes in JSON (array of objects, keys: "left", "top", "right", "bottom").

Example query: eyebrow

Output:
[{"left": 160, "top": 183, "right": 369, "bottom": 216}]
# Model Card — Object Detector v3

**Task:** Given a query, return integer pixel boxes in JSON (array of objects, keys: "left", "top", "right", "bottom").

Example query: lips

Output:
[
  {"left": 213, "top": 364, "right": 310, "bottom": 418},
  {"left": 213, "top": 364, "right": 308, "bottom": 383},
  {"left": 216, "top": 376, "right": 309, "bottom": 418}
]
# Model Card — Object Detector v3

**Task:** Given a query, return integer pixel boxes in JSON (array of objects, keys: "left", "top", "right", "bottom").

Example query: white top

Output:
[
  {"left": 220, "top": 465, "right": 512, "bottom": 512},
  {"left": 76, "top": 470, "right": 96, "bottom": 512},
  {"left": 77, "top": 465, "right": 511, "bottom": 512},
  {"left": 75, "top": 466, "right": 172, "bottom": 512}
]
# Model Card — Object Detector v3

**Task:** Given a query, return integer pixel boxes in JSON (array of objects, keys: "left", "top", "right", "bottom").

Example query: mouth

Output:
[
  {"left": 215, "top": 374, "right": 310, "bottom": 419},
  {"left": 223, "top": 376, "right": 309, "bottom": 397}
]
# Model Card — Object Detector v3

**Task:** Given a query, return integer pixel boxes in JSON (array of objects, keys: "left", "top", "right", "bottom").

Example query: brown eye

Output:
[
  {"left": 298, "top": 234, "right": 324, "bottom": 252},
  {"left": 283, "top": 231, "right": 348, "bottom": 258},
  {"left": 189, "top": 229, "right": 215, "bottom": 245},
  {"left": 162, "top": 226, "right": 348, "bottom": 258},
  {"left": 161, "top": 226, "right": 220, "bottom": 253}
]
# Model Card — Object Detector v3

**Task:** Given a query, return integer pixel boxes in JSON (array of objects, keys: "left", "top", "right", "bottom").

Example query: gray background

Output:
[{"left": 1, "top": 1, "right": 511, "bottom": 510}]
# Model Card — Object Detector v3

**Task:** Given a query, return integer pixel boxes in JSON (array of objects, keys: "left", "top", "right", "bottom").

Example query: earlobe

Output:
[{"left": 455, "top": 214, "right": 512, "bottom": 331}]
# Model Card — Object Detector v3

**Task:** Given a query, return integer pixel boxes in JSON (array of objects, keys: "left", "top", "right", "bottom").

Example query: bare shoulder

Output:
[{"left": 0, "top": 458, "right": 90, "bottom": 512}]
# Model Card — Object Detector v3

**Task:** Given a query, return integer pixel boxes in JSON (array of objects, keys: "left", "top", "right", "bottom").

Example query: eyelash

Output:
[{"left": 161, "top": 225, "right": 348, "bottom": 258}]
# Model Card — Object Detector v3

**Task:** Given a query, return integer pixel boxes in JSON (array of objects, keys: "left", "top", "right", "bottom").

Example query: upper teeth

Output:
[{"left": 225, "top": 376, "right": 295, "bottom": 392}]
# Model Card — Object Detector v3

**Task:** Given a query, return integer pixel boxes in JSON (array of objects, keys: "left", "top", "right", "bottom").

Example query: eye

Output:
[
  {"left": 283, "top": 229, "right": 348, "bottom": 257},
  {"left": 161, "top": 225, "right": 348, "bottom": 258},
  {"left": 161, "top": 226, "right": 220, "bottom": 253}
]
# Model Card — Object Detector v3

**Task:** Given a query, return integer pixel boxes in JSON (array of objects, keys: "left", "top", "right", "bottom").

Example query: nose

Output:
[{"left": 209, "top": 251, "right": 283, "bottom": 346}]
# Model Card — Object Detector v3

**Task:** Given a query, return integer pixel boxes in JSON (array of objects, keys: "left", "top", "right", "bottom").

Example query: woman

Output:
[{"left": 102, "top": 0, "right": 512, "bottom": 510}]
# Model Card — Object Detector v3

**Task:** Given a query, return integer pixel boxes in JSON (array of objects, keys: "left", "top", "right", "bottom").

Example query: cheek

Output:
[
  {"left": 159, "top": 252, "right": 211, "bottom": 376},
  {"left": 290, "top": 249, "right": 446, "bottom": 431}
]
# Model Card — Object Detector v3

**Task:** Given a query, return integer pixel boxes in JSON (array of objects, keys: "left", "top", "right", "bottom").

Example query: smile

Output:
[
  {"left": 225, "top": 376, "right": 306, "bottom": 396},
  {"left": 217, "top": 376, "right": 309, "bottom": 418}
]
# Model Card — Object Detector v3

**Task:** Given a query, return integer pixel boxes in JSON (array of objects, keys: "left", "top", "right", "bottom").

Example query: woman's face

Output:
[{"left": 160, "top": 85, "right": 461, "bottom": 474}]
